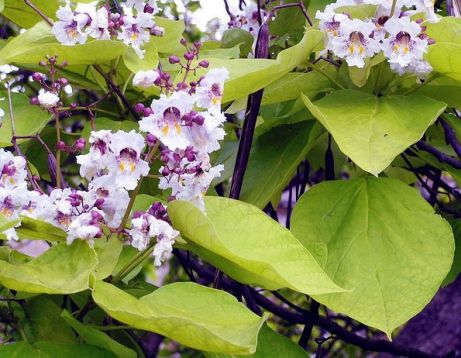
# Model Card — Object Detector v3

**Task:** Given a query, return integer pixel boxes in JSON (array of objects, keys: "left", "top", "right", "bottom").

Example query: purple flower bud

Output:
[
  {"left": 94, "top": 198, "right": 105, "bottom": 210},
  {"left": 176, "top": 82, "right": 188, "bottom": 91},
  {"left": 74, "top": 138, "right": 86, "bottom": 151},
  {"left": 30, "top": 97, "right": 39, "bottom": 105},
  {"left": 70, "top": 102, "right": 78, "bottom": 109},
  {"left": 144, "top": 4, "right": 155, "bottom": 13},
  {"left": 60, "top": 61, "right": 68, "bottom": 67},
  {"left": 146, "top": 133, "right": 157, "bottom": 146},
  {"left": 184, "top": 52, "right": 195, "bottom": 61},
  {"left": 194, "top": 41, "right": 202, "bottom": 48},
  {"left": 134, "top": 102, "right": 145, "bottom": 113},
  {"left": 169, "top": 55, "right": 181, "bottom": 64},
  {"left": 39, "top": 60, "right": 47, "bottom": 67},
  {"left": 59, "top": 78, "right": 69, "bottom": 86},
  {"left": 57, "top": 141, "right": 67, "bottom": 151},
  {"left": 198, "top": 60, "right": 209, "bottom": 68},
  {"left": 32, "top": 72, "right": 43, "bottom": 82},
  {"left": 428, "top": 38, "right": 436, "bottom": 45},
  {"left": 180, "top": 38, "right": 187, "bottom": 46},
  {"left": 48, "top": 56, "right": 57, "bottom": 65},
  {"left": 160, "top": 72, "right": 171, "bottom": 81},
  {"left": 161, "top": 167, "right": 170, "bottom": 176},
  {"left": 193, "top": 115, "right": 205, "bottom": 126},
  {"left": 143, "top": 107, "right": 153, "bottom": 117}
]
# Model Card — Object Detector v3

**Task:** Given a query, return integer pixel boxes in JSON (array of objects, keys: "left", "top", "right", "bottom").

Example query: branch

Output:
[
  {"left": 24, "top": 0, "right": 54, "bottom": 26},
  {"left": 175, "top": 249, "right": 440, "bottom": 358},
  {"left": 440, "top": 118, "right": 461, "bottom": 159},
  {"left": 92, "top": 65, "right": 141, "bottom": 122},
  {"left": 416, "top": 140, "right": 461, "bottom": 169}
]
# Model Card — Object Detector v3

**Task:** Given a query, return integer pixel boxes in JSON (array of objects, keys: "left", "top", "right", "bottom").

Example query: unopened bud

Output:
[
  {"left": 32, "top": 72, "right": 43, "bottom": 82},
  {"left": 169, "top": 55, "right": 180, "bottom": 64},
  {"left": 184, "top": 52, "right": 195, "bottom": 61},
  {"left": 199, "top": 60, "right": 209, "bottom": 68},
  {"left": 134, "top": 102, "right": 145, "bottom": 113}
]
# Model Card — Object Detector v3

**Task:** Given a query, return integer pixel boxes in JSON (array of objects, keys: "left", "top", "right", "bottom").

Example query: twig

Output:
[
  {"left": 93, "top": 65, "right": 141, "bottom": 121},
  {"left": 440, "top": 118, "right": 461, "bottom": 159},
  {"left": 299, "top": 299, "right": 320, "bottom": 349},
  {"left": 416, "top": 140, "right": 461, "bottom": 169},
  {"left": 24, "top": 0, "right": 54, "bottom": 26},
  {"left": 6, "top": 85, "right": 42, "bottom": 192}
]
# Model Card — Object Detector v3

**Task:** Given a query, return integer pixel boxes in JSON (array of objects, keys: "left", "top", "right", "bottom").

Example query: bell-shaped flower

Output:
[
  {"left": 0, "top": 149, "right": 27, "bottom": 190},
  {"left": 52, "top": 5, "right": 91, "bottom": 45},
  {"left": 195, "top": 68, "right": 229, "bottom": 111},
  {"left": 330, "top": 18, "right": 379, "bottom": 68},
  {"left": 107, "top": 130, "right": 149, "bottom": 190},
  {"left": 88, "top": 7, "right": 110, "bottom": 40}
]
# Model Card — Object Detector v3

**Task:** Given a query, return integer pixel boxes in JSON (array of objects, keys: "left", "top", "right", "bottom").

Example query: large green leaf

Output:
[
  {"left": 15, "top": 216, "right": 67, "bottom": 242},
  {"left": 0, "top": 22, "right": 127, "bottom": 66},
  {"left": 0, "top": 241, "right": 97, "bottom": 294},
  {"left": 425, "top": 17, "right": 461, "bottom": 44},
  {"left": 291, "top": 177, "right": 454, "bottom": 337},
  {"left": 168, "top": 197, "right": 344, "bottom": 294},
  {"left": 205, "top": 324, "right": 307, "bottom": 358},
  {"left": 261, "top": 72, "right": 334, "bottom": 106},
  {"left": 2, "top": 0, "right": 58, "bottom": 28},
  {"left": 301, "top": 90, "right": 446, "bottom": 175},
  {"left": 213, "top": 28, "right": 323, "bottom": 103},
  {"left": 0, "top": 341, "right": 114, "bottom": 357},
  {"left": 92, "top": 281, "right": 265, "bottom": 355},
  {"left": 240, "top": 121, "right": 323, "bottom": 208},
  {"left": 25, "top": 296, "right": 77, "bottom": 344},
  {"left": 0, "top": 90, "right": 52, "bottom": 147},
  {"left": 413, "top": 76, "right": 461, "bottom": 109},
  {"left": 92, "top": 238, "right": 123, "bottom": 281},
  {"left": 61, "top": 310, "right": 136, "bottom": 358},
  {"left": 427, "top": 42, "right": 461, "bottom": 81}
]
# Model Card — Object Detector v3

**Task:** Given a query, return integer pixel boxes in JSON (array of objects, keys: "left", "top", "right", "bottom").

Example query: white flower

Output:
[
  {"left": 187, "top": 111, "right": 226, "bottom": 154},
  {"left": 125, "top": 0, "right": 159, "bottom": 13},
  {"left": 88, "top": 7, "right": 110, "bottom": 40},
  {"left": 86, "top": 185, "right": 130, "bottom": 228},
  {"left": 330, "top": 18, "right": 379, "bottom": 68},
  {"left": 76, "top": 130, "right": 113, "bottom": 180},
  {"left": 153, "top": 237, "right": 173, "bottom": 267},
  {"left": 66, "top": 210, "right": 104, "bottom": 246},
  {"left": 139, "top": 91, "right": 195, "bottom": 150},
  {"left": 107, "top": 130, "right": 149, "bottom": 190},
  {"left": 316, "top": 10, "right": 349, "bottom": 41},
  {"left": 117, "top": 15, "right": 151, "bottom": 58},
  {"left": 0, "top": 149, "right": 27, "bottom": 189},
  {"left": 52, "top": 5, "right": 91, "bottom": 45},
  {"left": 195, "top": 68, "right": 229, "bottom": 111},
  {"left": 37, "top": 90, "right": 60, "bottom": 109},
  {"left": 133, "top": 70, "right": 159, "bottom": 88},
  {"left": 383, "top": 16, "right": 428, "bottom": 68}
]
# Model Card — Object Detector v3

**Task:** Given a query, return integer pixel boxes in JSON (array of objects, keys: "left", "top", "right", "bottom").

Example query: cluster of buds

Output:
[
  {"left": 30, "top": 56, "right": 67, "bottom": 110},
  {"left": 52, "top": 0, "right": 164, "bottom": 58}
]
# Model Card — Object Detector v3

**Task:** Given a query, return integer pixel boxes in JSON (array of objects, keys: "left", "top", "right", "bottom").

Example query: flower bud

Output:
[
  {"left": 74, "top": 138, "right": 86, "bottom": 151},
  {"left": 94, "top": 198, "right": 105, "bottom": 210},
  {"left": 161, "top": 167, "right": 170, "bottom": 176},
  {"left": 57, "top": 141, "right": 67, "bottom": 151},
  {"left": 143, "top": 107, "right": 153, "bottom": 117},
  {"left": 146, "top": 133, "right": 157, "bottom": 146},
  {"left": 70, "top": 102, "right": 78, "bottom": 109},
  {"left": 198, "top": 60, "right": 209, "bottom": 68},
  {"left": 180, "top": 38, "right": 187, "bottom": 46},
  {"left": 184, "top": 52, "right": 195, "bottom": 61},
  {"left": 30, "top": 97, "right": 39, "bottom": 105},
  {"left": 32, "top": 72, "right": 43, "bottom": 82},
  {"left": 59, "top": 77, "right": 69, "bottom": 86},
  {"left": 134, "top": 102, "right": 145, "bottom": 113},
  {"left": 169, "top": 55, "right": 180, "bottom": 64}
]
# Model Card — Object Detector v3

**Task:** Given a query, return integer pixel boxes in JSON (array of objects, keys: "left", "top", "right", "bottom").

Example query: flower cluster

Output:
[
  {"left": 0, "top": 149, "right": 49, "bottom": 241},
  {"left": 133, "top": 45, "right": 228, "bottom": 211},
  {"left": 228, "top": 3, "right": 265, "bottom": 37},
  {"left": 52, "top": 0, "right": 164, "bottom": 58},
  {"left": 316, "top": 0, "right": 437, "bottom": 76},
  {"left": 1, "top": 42, "right": 228, "bottom": 266}
]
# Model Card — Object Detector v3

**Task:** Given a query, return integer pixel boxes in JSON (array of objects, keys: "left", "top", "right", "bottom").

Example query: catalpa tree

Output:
[{"left": 0, "top": 0, "right": 460, "bottom": 356}]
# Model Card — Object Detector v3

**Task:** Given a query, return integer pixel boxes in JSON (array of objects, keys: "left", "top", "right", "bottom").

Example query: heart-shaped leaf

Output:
[
  {"left": 291, "top": 177, "right": 454, "bottom": 337},
  {"left": 168, "top": 197, "right": 345, "bottom": 295},
  {"left": 92, "top": 281, "right": 265, "bottom": 355},
  {"left": 301, "top": 90, "right": 446, "bottom": 175}
]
